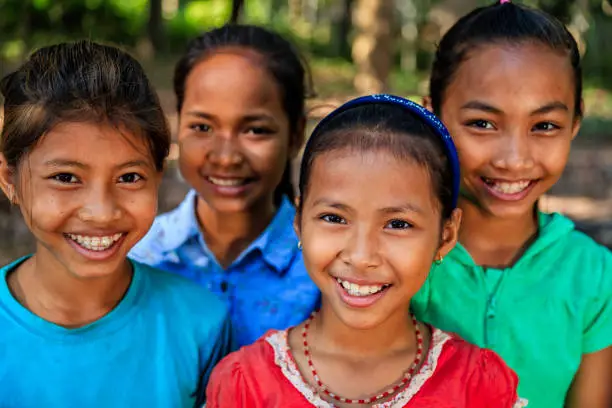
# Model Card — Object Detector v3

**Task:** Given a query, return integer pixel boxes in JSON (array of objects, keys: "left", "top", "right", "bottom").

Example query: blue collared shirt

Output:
[{"left": 130, "top": 190, "right": 320, "bottom": 347}]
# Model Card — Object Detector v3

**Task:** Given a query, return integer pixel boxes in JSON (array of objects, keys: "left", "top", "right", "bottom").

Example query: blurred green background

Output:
[{"left": 1, "top": 0, "right": 612, "bottom": 258}]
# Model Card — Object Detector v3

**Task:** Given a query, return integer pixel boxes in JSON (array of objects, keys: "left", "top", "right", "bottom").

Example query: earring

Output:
[
  {"left": 434, "top": 255, "right": 444, "bottom": 265},
  {"left": 297, "top": 241, "right": 302, "bottom": 249}
]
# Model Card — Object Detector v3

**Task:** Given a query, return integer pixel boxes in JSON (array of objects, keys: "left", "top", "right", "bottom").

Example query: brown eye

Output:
[
  {"left": 386, "top": 219, "right": 412, "bottom": 230},
  {"left": 52, "top": 173, "right": 78, "bottom": 183},
  {"left": 118, "top": 173, "right": 143, "bottom": 184},
  {"left": 320, "top": 214, "right": 346, "bottom": 224}
]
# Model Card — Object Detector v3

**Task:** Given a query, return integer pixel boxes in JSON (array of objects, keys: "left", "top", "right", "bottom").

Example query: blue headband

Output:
[{"left": 310, "top": 94, "right": 460, "bottom": 209}]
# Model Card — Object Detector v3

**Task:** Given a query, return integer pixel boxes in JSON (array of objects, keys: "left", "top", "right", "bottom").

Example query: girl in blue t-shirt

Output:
[
  {"left": 130, "top": 25, "right": 320, "bottom": 348},
  {"left": 0, "top": 40, "right": 231, "bottom": 408}
]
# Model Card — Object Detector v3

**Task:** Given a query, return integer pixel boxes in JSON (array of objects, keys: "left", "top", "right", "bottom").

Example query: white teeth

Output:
[
  {"left": 68, "top": 233, "right": 123, "bottom": 251},
  {"left": 336, "top": 278, "right": 389, "bottom": 297},
  {"left": 208, "top": 177, "right": 245, "bottom": 187},
  {"left": 486, "top": 179, "right": 531, "bottom": 194}
]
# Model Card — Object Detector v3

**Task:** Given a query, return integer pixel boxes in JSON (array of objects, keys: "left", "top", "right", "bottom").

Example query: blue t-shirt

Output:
[
  {"left": 0, "top": 257, "right": 232, "bottom": 408},
  {"left": 130, "top": 190, "right": 320, "bottom": 347}
]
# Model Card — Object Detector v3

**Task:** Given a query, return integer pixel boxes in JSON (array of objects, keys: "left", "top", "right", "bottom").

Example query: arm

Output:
[
  {"left": 193, "top": 313, "right": 235, "bottom": 407},
  {"left": 468, "top": 349, "right": 527, "bottom": 408},
  {"left": 204, "top": 356, "right": 257, "bottom": 408},
  {"left": 566, "top": 249, "right": 612, "bottom": 407},
  {"left": 565, "top": 347, "right": 612, "bottom": 408}
]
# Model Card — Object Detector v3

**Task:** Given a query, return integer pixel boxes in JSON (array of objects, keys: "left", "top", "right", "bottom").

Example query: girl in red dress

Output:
[{"left": 206, "top": 95, "right": 528, "bottom": 408}]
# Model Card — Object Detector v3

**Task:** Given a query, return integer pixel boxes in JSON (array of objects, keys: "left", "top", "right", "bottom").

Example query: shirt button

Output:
[{"left": 220, "top": 281, "right": 229, "bottom": 292}]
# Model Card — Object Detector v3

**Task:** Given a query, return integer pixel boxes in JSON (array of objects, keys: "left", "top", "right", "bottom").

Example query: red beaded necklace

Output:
[{"left": 301, "top": 312, "right": 424, "bottom": 405}]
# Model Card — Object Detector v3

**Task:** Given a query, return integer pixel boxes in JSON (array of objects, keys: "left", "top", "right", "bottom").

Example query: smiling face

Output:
[
  {"left": 177, "top": 49, "right": 298, "bottom": 214},
  {"left": 438, "top": 43, "right": 580, "bottom": 219},
  {"left": 0, "top": 121, "right": 161, "bottom": 279},
  {"left": 296, "top": 149, "right": 459, "bottom": 329}
]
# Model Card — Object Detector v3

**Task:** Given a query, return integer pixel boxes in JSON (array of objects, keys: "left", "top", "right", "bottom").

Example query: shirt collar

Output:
[{"left": 162, "top": 190, "right": 299, "bottom": 275}]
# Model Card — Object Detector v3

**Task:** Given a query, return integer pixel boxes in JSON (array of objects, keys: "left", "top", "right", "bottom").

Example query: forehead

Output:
[
  {"left": 445, "top": 43, "right": 575, "bottom": 111},
  {"left": 183, "top": 49, "right": 284, "bottom": 113},
  {"left": 306, "top": 149, "right": 438, "bottom": 212},
  {"left": 27, "top": 121, "right": 153, "bottom": 166}
]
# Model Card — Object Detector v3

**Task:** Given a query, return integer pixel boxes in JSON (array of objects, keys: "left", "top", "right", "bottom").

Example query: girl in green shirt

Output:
[{"left": 412, "top": 1, "right": 612, "bottom": 407}]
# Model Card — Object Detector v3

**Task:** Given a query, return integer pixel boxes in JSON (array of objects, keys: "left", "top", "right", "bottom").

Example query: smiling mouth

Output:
[
  {"left": 481, "top": 177, "right": 536, "bottom": 195},
  {"left": 335, "top": 277, "right": 391, "bottom": 297},
  {"left": 206, "top": 176, "right": 254, "bottom": 187},
  {"left": 66, "top": 233, "right": 124, "bottom": 252}
]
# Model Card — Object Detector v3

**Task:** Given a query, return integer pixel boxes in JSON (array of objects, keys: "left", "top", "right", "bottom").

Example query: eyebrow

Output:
[
  {"left": 530, "top": 102, "right": 569, "bottom": 115},
  {"left": 312, "top": 199, "right": 423, "bottom": 214},
  {"left": 460, "top": 101, "right": 503, "bottom": 114},
  {"left": 460, "top": 100, "right": 569, "bottom": 115},
  {"left": 185, "top": 111, "right": 276, "bottom": 122},
  {"left": 43, "top": 159, "right": 150, "bottom": 170}
]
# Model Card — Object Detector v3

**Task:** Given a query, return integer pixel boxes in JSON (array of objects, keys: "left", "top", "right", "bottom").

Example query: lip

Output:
[
  {"left": 480, "top": 178, "right": 538, "bottom": 202},
  {"left": 203, "top": 175, "right": 256, "bottom": 197},
  {"left": 333, "top": 275, "right": 391, "bottom": 286},
  {"left": 333, "top": 277, "right": 391, "bottom": 309},
  {"left": 64, "top": 233, "right": 126, "bottom": 262}
]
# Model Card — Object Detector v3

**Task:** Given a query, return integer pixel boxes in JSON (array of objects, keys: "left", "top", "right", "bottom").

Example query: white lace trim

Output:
[
  {"left": 265, "top": 327, "right": 451, "bottom": 408},
  {"left": 514, "top": 397, "right": 529, "bottom": 407}
]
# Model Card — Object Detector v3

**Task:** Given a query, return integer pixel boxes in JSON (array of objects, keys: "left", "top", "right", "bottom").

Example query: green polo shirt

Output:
[{"left": 411, "top": 212, "right": 612, "bottom": 408}]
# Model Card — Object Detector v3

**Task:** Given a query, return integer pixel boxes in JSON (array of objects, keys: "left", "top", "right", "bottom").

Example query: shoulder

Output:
[
  {"left": 206, "top": 334, "right": 277, "bottom": 404},
  {"left": 439, "top": 333, "right": 525, "bottom": 407},
  {"left": 134, "top": 261, "right": 228, "bottom": 327},
  {"left": 129, "top": 191, "right": 198, "bottom": 265},
  {"left": 542, "top": 212, "right": 609, "bottom": 260}
]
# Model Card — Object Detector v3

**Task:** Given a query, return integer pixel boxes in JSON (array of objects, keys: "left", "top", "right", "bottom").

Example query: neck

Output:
[
  {"left": 9, "top": 249, "right": 132, "bottom": 327},
  {"left": 459, "top": 200, "right": 538, "bottom": 267},
  {"left": 196, "top": 196, "right": 277, "bottom": 267},
  {"left": 313, "top": 301, "right": 417, "bottom": 358}
]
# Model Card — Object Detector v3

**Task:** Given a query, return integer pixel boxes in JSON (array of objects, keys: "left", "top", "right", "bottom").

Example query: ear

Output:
[
  {"left": 571, "top": 99, "right": 584, "bottom": 141},
  {"left": 435, "top": 208, "right": 462, "bottom": 261},
  {"left": 0, "top": 153, "right": 18, "bottom": 205},
  {"left": 289, "top": 117, "right": 306, "bottom": 159},
  {"left": 422, "top": 96, "right": 433, "bottom": 113},
  {"left": 293, "top": 196, "right": 302, "bottom": 238}
]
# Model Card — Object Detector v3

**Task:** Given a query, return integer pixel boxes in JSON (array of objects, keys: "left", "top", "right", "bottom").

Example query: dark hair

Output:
[
  {"left": 0, "top": 40, "right": 170, "bottom": 171},
  {"left": 430, "top": 1, "right": 582, "bottom": 117},
  {"left": 298, "top": 103, "right": 455, "bottom": 220},
  {"left": 174, "top": 24, "right": 313, "bottom": 204}
]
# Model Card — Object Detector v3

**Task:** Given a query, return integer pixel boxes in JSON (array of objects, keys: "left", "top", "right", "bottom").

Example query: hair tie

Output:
[
  {"left": 309, "top": 94, "right": 461, "bottom": 209},
  {"left": 500, "top": 0, "right": 511, "bottom": 3}
]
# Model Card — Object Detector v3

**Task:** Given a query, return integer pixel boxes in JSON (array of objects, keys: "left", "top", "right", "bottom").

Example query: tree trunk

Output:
[
  {"left": 148, "top": 0, "right": 165, "bottom": 54},
  {"left": 351, "top": 0, "right": 395, "bottom": 93},
  {"left": 331, "top": 0, "right": 354, "bottom": 60},
  {"left": 230, "top": 0, "right": 245, "bottom": 23}
]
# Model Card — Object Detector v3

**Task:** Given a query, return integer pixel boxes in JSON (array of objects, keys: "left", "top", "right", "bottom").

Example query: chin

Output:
[
  {"left": 328, "top": 301, "right": 388, "bottom": 331},
  {"left": 484, "top": 201, "right": 539, "bottom": 220}
]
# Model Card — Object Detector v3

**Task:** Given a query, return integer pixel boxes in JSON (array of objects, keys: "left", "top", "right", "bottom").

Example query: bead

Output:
[{"left": 302, "top": 311, "right": 425, "bottom": 404}]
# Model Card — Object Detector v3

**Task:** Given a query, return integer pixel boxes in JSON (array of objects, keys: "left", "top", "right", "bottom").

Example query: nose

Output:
[
  {"left": 78, "top": 183, "right": 122, "bottom": 224},
  {"left": 341, "top": 225, "right": 383, "bottom": 270},
  {"left": 491, "top": 132, "right": 535, "bottom": 172},
  {"left": 207, "top": 133, "right": 243, "bottom": 167}
]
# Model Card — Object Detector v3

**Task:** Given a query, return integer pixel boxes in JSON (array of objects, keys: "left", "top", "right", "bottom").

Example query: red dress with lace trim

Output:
[{"left": 206, "top": 328, "right": 527, "bottom": 408}]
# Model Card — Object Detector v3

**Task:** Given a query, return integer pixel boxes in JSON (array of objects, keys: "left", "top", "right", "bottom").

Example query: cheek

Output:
[
  {"left": 178, "top": 137, "right": 207, "bottom": 173},
  {"left": 540, "top": 141, "right": 571, "bottom": 175},
  {"left": 21, "top": 191, "right": 71, "bottom": 233},
  {"left": 247, "top": 140, "right": 288, "bottom": 176},
  {"left": 301, "top": 223, "right": 338, "bottom": 278},
  {"left": 121, "top": 189, "right": 159, "bottom": 227}
]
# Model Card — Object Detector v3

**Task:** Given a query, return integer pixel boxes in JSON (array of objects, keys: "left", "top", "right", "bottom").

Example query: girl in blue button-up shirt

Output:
[{"left": 131, "top": 24, "right": 320, "bottom": 348}]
